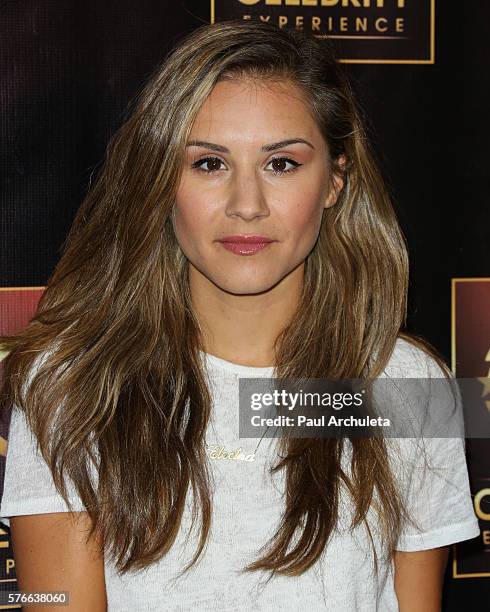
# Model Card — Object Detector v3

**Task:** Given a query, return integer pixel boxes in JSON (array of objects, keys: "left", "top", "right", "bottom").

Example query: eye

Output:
[
  {"left": 190, "top": 155, "right": 302, "bottom": 175},
  {"left": 266, "top": 157, "right": 302, "bottom": 175},
  {"left": 191, "top": 156, "right": 225, "bottom": 174}
]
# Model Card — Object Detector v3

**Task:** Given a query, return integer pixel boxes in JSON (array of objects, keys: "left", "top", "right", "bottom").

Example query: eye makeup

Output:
[{"left": 190, "top": 156, "right": 303, "bottom": 176}]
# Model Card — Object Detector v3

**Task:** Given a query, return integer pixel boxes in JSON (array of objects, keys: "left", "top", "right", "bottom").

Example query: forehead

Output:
[{"left": 189, "top": 77, "right": 322, "bottom": 146}]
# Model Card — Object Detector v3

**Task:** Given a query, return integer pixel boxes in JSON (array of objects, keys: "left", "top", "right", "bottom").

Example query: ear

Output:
[{"left": 324, "top": 155, "right": 346, "bottom": 209}]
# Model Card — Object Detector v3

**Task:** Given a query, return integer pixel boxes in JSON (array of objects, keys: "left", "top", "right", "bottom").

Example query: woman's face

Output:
[{"left": 173, "top": 77, "right": 343, "bottom": 296}]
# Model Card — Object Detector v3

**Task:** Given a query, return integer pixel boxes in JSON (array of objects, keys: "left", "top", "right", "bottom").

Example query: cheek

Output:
[
  {"left": 281, "top": 195, "right": 324, "bottom": 242},
  {"left": 172, "top": 203, "right": 201, "bottom": 258},
  {"left": 173, "top": 203, "right": 193, "bottom": 240},
  {"left": 173, "top": 186, "right": 209, "bottom": 246}
]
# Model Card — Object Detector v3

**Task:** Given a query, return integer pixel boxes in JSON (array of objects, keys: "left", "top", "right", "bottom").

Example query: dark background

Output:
[{"left": 1, "top": 1, "right": 489, "bottom": 608}]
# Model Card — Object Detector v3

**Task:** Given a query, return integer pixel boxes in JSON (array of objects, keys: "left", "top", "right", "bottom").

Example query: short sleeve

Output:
[
  {"left": 0, "top": 404, "right": 86, "bottom": 527},
  {"left": 394, "top": 436, "right": 480, "bottom": 551}
]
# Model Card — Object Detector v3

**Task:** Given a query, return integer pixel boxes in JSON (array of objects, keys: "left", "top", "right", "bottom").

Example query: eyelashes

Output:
[{"left": 190, "top": 156, "right": 302, "bottom": 176}]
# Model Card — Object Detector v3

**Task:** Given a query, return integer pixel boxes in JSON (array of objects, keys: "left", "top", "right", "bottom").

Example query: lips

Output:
[
  {"left": 218, "top": 235, "right": 276, "bottom": 256},
  {"left": 219, "top": 235, "right": 274, "bottom": 244}
]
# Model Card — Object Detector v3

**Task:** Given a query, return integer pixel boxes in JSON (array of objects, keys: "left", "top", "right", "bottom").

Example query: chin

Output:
[{"left": 214, "top": 276, "right": 282, "bottom": 296}]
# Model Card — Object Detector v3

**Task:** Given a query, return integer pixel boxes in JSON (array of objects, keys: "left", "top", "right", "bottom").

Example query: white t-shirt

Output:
[{"left": 0, "top": 337, "right": 480, "bottom": 611}]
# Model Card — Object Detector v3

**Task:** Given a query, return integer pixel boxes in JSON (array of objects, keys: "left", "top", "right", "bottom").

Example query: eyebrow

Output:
[{"left": 185, "top": 138, "right": 315, "bottom": 153}]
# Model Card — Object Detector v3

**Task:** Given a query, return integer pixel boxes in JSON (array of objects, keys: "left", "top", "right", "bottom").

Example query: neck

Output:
[{"left": 189, "top": 263, "right": 304, "bottom": 368}]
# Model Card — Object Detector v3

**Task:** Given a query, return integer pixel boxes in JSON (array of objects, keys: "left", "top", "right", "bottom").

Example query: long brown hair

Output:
[{"left": 0, "top": 19, "right": 452, "bottom": 579}]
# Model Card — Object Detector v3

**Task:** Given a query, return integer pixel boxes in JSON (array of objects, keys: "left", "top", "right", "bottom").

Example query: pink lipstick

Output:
[{"left": 218, "top": 235, "right": 275, "bottom": 256}]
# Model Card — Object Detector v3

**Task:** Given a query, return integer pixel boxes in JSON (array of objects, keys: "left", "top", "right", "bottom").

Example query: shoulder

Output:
[
  {"left": 381, "top": 336, "right": 451, "bottom": 379},
  {"left": 381, "top": 337, "right": 463, "bottom": 463}
]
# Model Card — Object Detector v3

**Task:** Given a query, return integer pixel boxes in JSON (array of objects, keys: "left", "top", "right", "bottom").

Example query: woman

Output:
[{"left": 0, "top": 19, "right": 479, "bottom": 611}]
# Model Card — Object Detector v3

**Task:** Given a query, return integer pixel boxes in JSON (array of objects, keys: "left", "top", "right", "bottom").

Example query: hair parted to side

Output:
[{"left": 0, "top": 19, "right": 453, "bottom": 579}]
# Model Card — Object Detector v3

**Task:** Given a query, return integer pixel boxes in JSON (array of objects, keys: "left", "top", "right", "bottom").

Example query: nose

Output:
[{"left": 225, "top": 167, "right": 270, "bottom": 222}]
